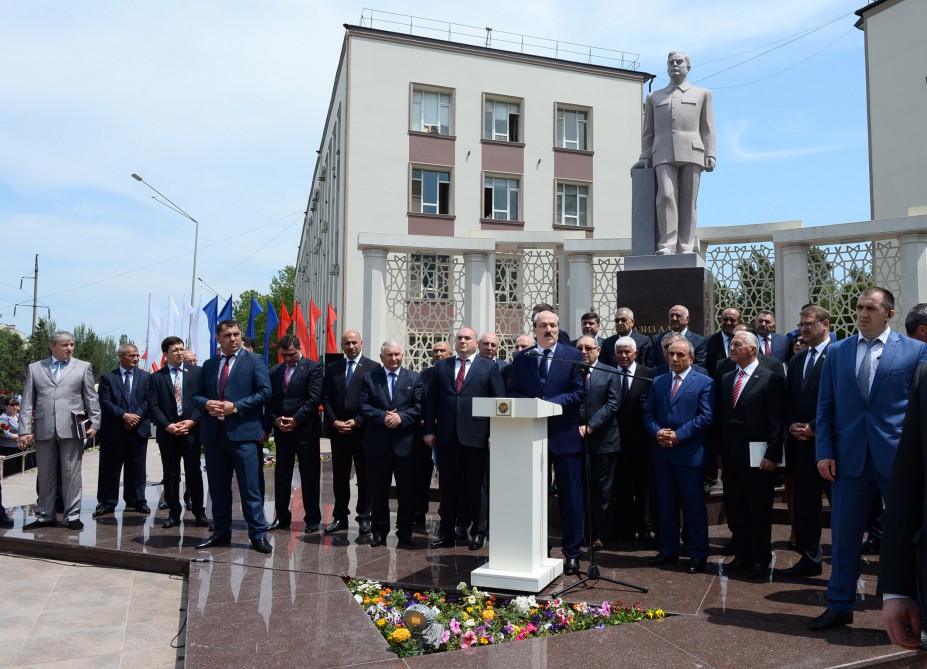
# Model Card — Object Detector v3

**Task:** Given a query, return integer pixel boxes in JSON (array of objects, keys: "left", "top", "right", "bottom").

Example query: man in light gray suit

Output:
[
  {"left": 19, "top": 331, "right": 101, "bottom": 530},
  {"left": 633, "top": 51, "right": 716, "bottom": 255}
]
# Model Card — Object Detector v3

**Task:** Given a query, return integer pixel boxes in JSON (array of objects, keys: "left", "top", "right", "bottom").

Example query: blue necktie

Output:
[
  {"left": 539, "top": 349, "right": 551, "bottom": 383},
  {"left": 345, "top": 359, "right": 355, "bottom": 386},
  {"left": 858, "top": 339, "right": 876, "bottom": 399},
  {"left": 388, "top": 372, "right": 397, "bottom": 400}
]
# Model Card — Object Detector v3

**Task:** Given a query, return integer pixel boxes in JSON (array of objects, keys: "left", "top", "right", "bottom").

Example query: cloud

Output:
[{"left": 724, "top": 119, "right": 846, "bottom": 162}]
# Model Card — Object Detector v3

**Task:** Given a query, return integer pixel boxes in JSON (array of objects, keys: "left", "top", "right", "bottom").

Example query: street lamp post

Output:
[{"left": 131, "top": 173, "right": 200, "bottom": 342}]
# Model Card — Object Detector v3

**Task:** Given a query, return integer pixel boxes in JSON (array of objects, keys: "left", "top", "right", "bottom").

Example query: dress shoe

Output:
[
  {"left": 266, "top": 519, "right": 291, "bottom": 531},
  {"left": 358, "top": 519, "right": 372, "bottom": 535},
  {"left": 135, "top": 503, "right": 151, "bottom": 514},
  {"left": 469, "top": 534, "right": 486, "bottom": 550},
  {"left": 687, "top": 558, "right": 707, "bottom": 574},
  {"left": 591, "top": 538, "right": 605, "bottom": 551},
  {"left": 647, "top": 552, "right": 679, "bottom": 566},
  {"left": 157, "top": 501, "right": 170, "bottom": 511},
  {"left": 195, "top": 534, "right": 232, "bottom": 550},
  {"left": 162, "top": 517, "right": 180, "bottom": 529},
  {"left": 194, "top": 514, "right": 210, "bottom": 528},
  {"left": 396, "top": 533, "right": 415, "bottom": 547},
  {"left": 861, "top": 537, "right": 881, "bottom": 555},
  {"left": 324, "top": 518, "right": 348, "bottom": 534},
  {"left": 23, "top": 519, "right": 57, "bottom": 530},
  {"left": 430, "top": 537, "right": 456, "bottom": 549},
  {"left": 370, "top": 533, "right": 386, "bottom": 547},
  {"left": 92, "top": 505, "right": 115, "bottom": 519},
  {"left": 775, "top": 559, "right": 823, "bottom": 578},
  {"left": 564, "top": 557, "right": 581, "bottom": 575},
  {"left": 638, "top": 531, "right": 658, "bottom": 549},
  {"left": 185, "top": 500, "right": 193, "bottom": 510},
  {"left": 722, "top": 557, "right": 747, "bottom": 572},
  {"left": 0, "top": 515, "right": 13, "bottom": 529},
  {"left": 746, "top": 563, "right": 769, "bottom": 579},
  {"left": 304, "top": 522, "right": 320, "bottom": 535},
  {"left": 251, "top": 537, "right": 273, "bottom": 554},
  {"left": 808, "top": 608, "right": 853, "bottom": 631},
  {"left": 67, "top": 519, "right": 84, "bottom": 530}
]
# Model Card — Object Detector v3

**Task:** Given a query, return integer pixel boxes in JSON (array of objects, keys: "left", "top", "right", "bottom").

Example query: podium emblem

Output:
[{"left": 495, "top": 400, "right": 511, "bottom": 416}]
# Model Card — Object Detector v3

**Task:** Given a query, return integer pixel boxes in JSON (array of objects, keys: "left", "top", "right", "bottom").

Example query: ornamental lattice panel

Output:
[
  {"left": 495, "top": 250, "right": 558, "bottom": 340},
  {"left": 592, "top": 256, "right": 624, "bottom": 336},
  {"left": 705, "top": 242, "right": 776, "bottom": 331}
]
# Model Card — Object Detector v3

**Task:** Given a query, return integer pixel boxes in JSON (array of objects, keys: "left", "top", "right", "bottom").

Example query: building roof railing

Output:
[{"left": 358, "top": 8, "right": 640, "bottom": 71}]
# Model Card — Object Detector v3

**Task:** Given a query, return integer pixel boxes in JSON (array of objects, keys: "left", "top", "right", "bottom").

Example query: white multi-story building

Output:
[{"left": 295, "top": 14, "right": 651, "bottom": 366}]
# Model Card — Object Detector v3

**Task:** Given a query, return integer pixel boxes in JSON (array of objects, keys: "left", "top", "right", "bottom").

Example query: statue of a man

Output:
[{"left": 633, "top": 51, "right": 716, "bottom": 255}]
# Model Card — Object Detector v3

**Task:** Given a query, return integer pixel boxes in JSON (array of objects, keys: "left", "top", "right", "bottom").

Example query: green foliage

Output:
[
  {"left": 72, "top": 323, "right": 120, "bottom": 382},
  {"left": 231, "top": 265, "right": 295, "bottom": 356},
  {"left": 27, "top": 317, "right": 56, "bottom": 363},
  {"left": 0, "top": 329, "right": 31, "bottom": 394}
]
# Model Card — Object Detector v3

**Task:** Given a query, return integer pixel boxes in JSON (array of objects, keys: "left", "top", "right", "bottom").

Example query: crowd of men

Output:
[{"left": 9, "top": 294, "right": 927, "bottom": 642}]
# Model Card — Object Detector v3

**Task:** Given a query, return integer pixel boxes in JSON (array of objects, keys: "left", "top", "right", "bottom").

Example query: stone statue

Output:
[{"left": 632, "top": 51, "right": 715, "bottom": 255}]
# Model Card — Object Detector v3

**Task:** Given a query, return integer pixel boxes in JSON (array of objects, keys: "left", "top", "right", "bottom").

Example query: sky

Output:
[{"left": 0, "top": 0, "right": 872, "bottom": 347}]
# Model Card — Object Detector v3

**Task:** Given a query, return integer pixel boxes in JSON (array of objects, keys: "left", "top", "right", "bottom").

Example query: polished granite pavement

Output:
[{"left": 0, "top": 444, "right": 923, "bottom": 668}]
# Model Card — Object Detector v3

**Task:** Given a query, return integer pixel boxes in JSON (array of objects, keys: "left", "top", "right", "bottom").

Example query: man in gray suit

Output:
[
  {"left": 633, "top": 51, "right": 716, "bottom": 255},
  {"left": 576, "top": 335, "right": 621, "bottom": 549},
  {"left": 19, "top": 330, "right": 101, "bottom": 530}
]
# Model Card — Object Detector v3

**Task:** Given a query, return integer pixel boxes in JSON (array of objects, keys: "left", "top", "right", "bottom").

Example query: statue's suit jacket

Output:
[
  {"left": 21, "top": 358, "right": 101, "bottom": 440},
  {"left": 640, "top": 82, "right": 716, "bottom": 167}
]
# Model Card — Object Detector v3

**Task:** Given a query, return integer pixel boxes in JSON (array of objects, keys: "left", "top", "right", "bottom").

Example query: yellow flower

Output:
[
  {"left": 479, "top": 637, "right": 489, "bottom": 645},
  {"left": 376, "top": 619, "right": 386, "bottom": 627},
  {"left": 646, "top": 611, "right": 654, "bottom": 619},
  {"left": 481, "top": 609, "right": 495, "bottom": 621},
  {"left": 466, "top": 606, "right": 473, "bottom": 613},
  {"left": 389, "top": 628, "right": 411, "bottom": 643},
  {"left": 656, "top": 609, "right": 665, "bottom": 618}
]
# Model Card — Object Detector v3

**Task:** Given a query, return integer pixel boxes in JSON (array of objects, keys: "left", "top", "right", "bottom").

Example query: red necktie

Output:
[
  {"left": 671, "top": 374, "right": 681, "bottom": 399},
  {"left": 732, "top": 369, "right": 746, "bottom": 406},
  {"left": 455, "top": 358, "right": 467, "bottom": 393},
  {"left": 764, "top": 338, "right": 771, "bottom": 356},
  {"left": 284, "top": 364, "right": 295, "bottom": 390},
  {"left": 218, "top": 355, "right": 232, "bottom": 401}
]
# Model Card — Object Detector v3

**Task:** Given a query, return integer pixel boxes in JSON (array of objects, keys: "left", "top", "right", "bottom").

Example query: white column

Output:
[
  {"left": 463, "top": 252, "right": 490, "bottom": 335},
  {"left": 777, "top": 243, "right": 809, "bottom": 329},
  {"left": 361, "top": 247, "right": 389, "bottom": 359},
  {"left": 566, "top": 252, "right": 593, "bottom": 337},
  {"left": 898, "top": 232, "right": 927, "bottom": 308}
]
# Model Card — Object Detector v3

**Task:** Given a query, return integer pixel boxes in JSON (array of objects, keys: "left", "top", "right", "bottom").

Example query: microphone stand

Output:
[{"left": 526, "top": 350, "right": 648, "bottom": 597}]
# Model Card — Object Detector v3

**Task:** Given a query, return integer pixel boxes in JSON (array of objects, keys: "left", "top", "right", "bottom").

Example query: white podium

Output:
[{"left": 469, "top": 397, "right": 563, "bottom": 592}]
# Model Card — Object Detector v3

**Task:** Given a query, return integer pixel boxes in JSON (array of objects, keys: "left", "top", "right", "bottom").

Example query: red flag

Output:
[
  {"left": 292, "top": 300, "right": 313, "bottom": 361},
  {"left": 307, "top": 298, "right": 322, "bottom": 361},
  {"left": 325, "top": 302, "right": 338, "bottom": 354},
  {"left": 278, "top": 302, "right": 292, "bottom": 363}
]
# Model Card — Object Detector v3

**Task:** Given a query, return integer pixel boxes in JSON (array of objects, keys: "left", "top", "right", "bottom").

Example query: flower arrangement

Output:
[{"left": 347, "top": 578, "right": 665, "bottom": 657}]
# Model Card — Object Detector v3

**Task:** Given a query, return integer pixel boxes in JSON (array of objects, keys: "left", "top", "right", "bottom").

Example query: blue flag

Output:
[
  {"left": 202, "top": 295, "right": 219, "bottom": 357},
  {"left": 246, "top": 294, "right": 264, "bottom": 339},
  {"left": 218, "top": 294, "right": 233, "bottom": 323},
  {"left": 263, "top": 301, "right": 279, "bottom": 366}
]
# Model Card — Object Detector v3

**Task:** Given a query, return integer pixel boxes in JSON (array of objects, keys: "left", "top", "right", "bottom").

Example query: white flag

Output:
[
  {"left": 180, "top": 299, "right": 194, "bottom": 344},
  {"left": 190, "top": 295, "right": 207, "bottom": 362},
  {"left": 167, "top": 295, "right": 181, "bottom": 338},
  {"left": 145, "top": 293, "right": 162, "bottom": 371}
]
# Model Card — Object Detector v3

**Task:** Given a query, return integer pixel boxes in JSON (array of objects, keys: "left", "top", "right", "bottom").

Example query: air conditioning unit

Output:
[{"left": 424, "top": 124, "right": 440, "bottom": 134}]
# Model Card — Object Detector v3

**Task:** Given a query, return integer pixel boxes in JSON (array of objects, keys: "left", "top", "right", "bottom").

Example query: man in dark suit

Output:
[
  {"left": 644, "top": 338, "right": 714, "bottom": 574},
  {"left": 413, "top": 341, "right": 450, "bottom": 526},
  {"left": 265, "top": 334, "right": 323, "bottom": 534},
  {"left": 879, "top": 362, "right": 927, "bottom": 650},
  {"left": 717, "top": 331, "right": 786, "bottom": 579},
  {"left": 193, "top": 319, "right": 273, "bottom": 554},
  {"left": 811, "top": 287, "right": 927, "bottom": 630},
  {"left": 532, "top": 303, "right": 572, "bottom": 347},
  {"left": 611, "top": 336, "right": 654, "bottom": 544},
  {"left": 94, "top": 343, "right": 151, "bottom": 518},
  {"left": 904, "top": 303, "right": 927, "bottom": 343},
  {"left": 502, "top": 335, "right": 535, "bottom": 386},
  {"left": 576, "top": 336, "right": 621, "bottom": 549},
  {"left": 651, "top": 305, "right": 707, "bottom": 368},
  {"left": 705, "top": 307, "right": 742, "bottom": 377},
  {"left": 776, "top": 305, "right": 831, "bottom": 577},
  {"left": 478, "top": 332, "right": 508, "bottom": 372},
  {"left": 600, "top": 307, "right": 651, "bottom": 368},
  {"left": 571, "top": 312, "right": 604, "bottom": 348},
  {"left": 147, "top": 336, "right": 208, "bottom": 529},
  {"left": 507, "top": 310, "right": 585, "bottom": 575},
  {"left": 322, "top": 329, "right": 377, "bottom": 535},
  {"left": 649, "top": 333, "right": 709, "bottom": 379},
  {"left": 359, "top": 341, "right": 422, "bottom": 547},
  {"left": 756, "top": 310, "right": 789, "bottom": 361},
  {"left": 425, "top": 328, "right": 505, "bottom": 550}
]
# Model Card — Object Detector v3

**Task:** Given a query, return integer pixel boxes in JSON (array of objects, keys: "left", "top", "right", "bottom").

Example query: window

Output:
[
  {"left": 556, "top": 183, "right": 589, "bottom": 226},
  {"left": 495, "top": 256, "right": 520, "bottom": 304},
  {"left": 409, "top": 254, "right": 450, "bottom": 300},
  {"left": 412, "top": 89, "right": 451, "bottom": 135},
  {"left": 556, "top": 108, "right": 588, "bottom": 150},
  {"left": 483, "top": 176, "right": 520, "bottom": 221},
  {"left": 411, "top": 169, "right": 450, "bottom": 215},
  {"left": 484, "top": 98, "right": 520, "bottom": 142}
]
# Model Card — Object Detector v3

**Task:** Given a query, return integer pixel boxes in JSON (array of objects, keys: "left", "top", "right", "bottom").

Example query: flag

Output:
[
  {"left": 191, "top": 296, "right": 207, "bottom": 360},
  {"left": 292, "top": 300, "right": 313, "bottom": 360},
  {"left": 325, "top": 302, "right": 338, "bottom": 354},
  {"left": 263, "top": 301, "right": 279, "bottom": 366},
  {"left": 166, "top": 295, "right": 181, "bottom": 338},
  {"left": 145, "top": 294, "right": 162, "bottom": 372},
  {"left": 203, "top": 295, "right": 219, "bottom": 357},
  {"left": 278, "top": 302, "right": 292, "bottom": 363},
  {"left": 181, "top": 299, "right": 194, "bottom": 345},
  {"left": 218, "top": 294, "right": 233, "bottom": 323},
  {"left": 246, "top": 294, "right": 264, "bottom": 339},
  {"left": 307, "top": 298, "right": 322, "bottom": 362}
]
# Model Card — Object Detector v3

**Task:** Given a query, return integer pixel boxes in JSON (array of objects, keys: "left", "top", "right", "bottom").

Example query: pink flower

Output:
[
  {"left": 601, "top": 601, "right": 611, "bottom": 616},
  {"left": 441, "top": 630, "right": 451, "bottom": 644},
  {"left": 461, "top": 630, "right": 478, "bottom": 649},
  {"left": 449, "top": 618, "right": 461, "bottom": 635}
]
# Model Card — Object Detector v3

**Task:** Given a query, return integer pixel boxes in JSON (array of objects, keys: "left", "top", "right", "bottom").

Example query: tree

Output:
[
  {"left": 232, "top": 265, "right": 295, "bottom": 356},
  {"left": 26, "top": 317, "right": 56, "bottom": 363},
  {"left": 73, "top": 323, "right": 119, "bottom": 382},
  {"left": 0, "top": 329, "right": 30, "bottom": 394}
]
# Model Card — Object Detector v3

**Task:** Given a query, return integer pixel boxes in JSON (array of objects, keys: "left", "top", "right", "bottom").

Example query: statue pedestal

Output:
[
  {"left": 470, "top": 397, "right": 564, "bottom": 593},
  {"left": 615, "top": 264, "right": 714, "bottom": 338}
]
